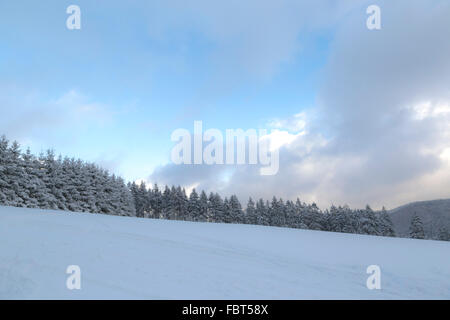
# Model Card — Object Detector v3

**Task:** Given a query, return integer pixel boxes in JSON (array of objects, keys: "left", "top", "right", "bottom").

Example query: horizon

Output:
[{"left": 2, "top": 132, "right": 448, "bottom": 212}]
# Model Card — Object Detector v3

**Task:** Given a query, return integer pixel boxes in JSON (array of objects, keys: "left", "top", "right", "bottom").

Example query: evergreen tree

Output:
[
  {"left": 198, "top": 190, "right": 209, "bottom": 222},
  {"left": 149, "top": 183, "right": 162, "bottom": 219},
  {"left": 188, "top": 188, "right": 201, "bottom": 221},
  {"left": 208, "top": 192, "right": 224, "bottom": 223},
  {"left": 0, "top": 136, "right": 9, "bottom": 205},
  {"left": 255, "top": 199, "right": 269, "bottom": 226},
  {"left": 438, "top": 226, "right": 449, "bottom": 241},
  {"left": 359, "top": 205, "right": 382, "bottom": 236},
  {"left": 222, "top": 197, "right": 231, "bottom": 223},
  {"left": 303, "top": 203, "right": 323, "bottom": 230},
  {"left": 409, "top": 214, "right": 425, "bottom": 239},
  {"left": 135, "top": 181, "right": 149, "bottom": 217},
  {"left": 245, "top": 197, "right": 257, "bottom": 225},
  {"left": 228, "top": 195, "right": 243, "bottom": 224},
  {"left": 21, "top": 148, "right": 40, "bottom": 208},
  {"left": 6, "top": 141, "right": 30, "bottom": 207},
  {"left": 161, "top": 186, "right": 172, "bottom": 219},
  {"left": 380, "top": 207, "right": 396, "bottom": 237}
]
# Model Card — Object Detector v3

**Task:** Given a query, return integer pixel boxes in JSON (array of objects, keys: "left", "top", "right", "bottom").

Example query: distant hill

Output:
[{"left": 389, "top": 199, "right": 450, "bottom": 239}]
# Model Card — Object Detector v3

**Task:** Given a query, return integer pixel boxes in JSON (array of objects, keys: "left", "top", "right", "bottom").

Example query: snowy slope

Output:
[{"left": 0, "top": 205, "right": 449, "bottom": 299}]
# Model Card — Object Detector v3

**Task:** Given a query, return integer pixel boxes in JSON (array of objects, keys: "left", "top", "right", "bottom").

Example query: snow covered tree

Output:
[
  {"left": 198, "top": 190, "right": 209, "bottom": 222},
  {"left": 270, "top": 198, "right": 287, "bottom": 227},
  {"left": 245, "top": 197, "right": 257, "bottom": 225},
  {"left": 438, "top": 226, "right": 449, "bottom": 241},
  {"left": 134, "top": 181, "right": 149, "bottom": 217},
  {"left": 2, "top": 141, "right": 28, "bottom": 207},
  {"left": 149, "top": 183, "right": 163, "bottom": 219},
  {"left": 0, "top": 135, "right": 135, "bottom": 216},
  {"left": 209, "top": 192, "right": 225, "bottom": 223},
  {"left": 175, "top": 186, "right": 188, "bottom": 220},
  {"left": 222, "top": 197, "right": 231, "bottom": 223},
  {"left": 358, "top": 205, "right": 382, "bottom": 236},
  {"left": 21, "top": 148, "right": 41, "bottom": 208},
  {"left": 255, "top": 198, "right": 270, "bottom": 226},
  {"left": 0, "top": 135, "right": 9, "bottom": 205},
  {"left": 302, "top": 203, "right": 323, "bottom": 230},
  {"left": 380, "top": 207, "right": 396, "bottom": 237},
  {"left": 409, "top": 214, "right": 425, "bottom": 239},
  {"left": 188, "top": 188, "right": 201, "bottom": 221},
  {"left": 228, "top": 195, "right": 243, "bottom": 224}
]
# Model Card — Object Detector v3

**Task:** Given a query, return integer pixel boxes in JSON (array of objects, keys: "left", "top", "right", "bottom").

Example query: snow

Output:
[{"left": 0, "top": 205, "right": 449, "bottom": 299}]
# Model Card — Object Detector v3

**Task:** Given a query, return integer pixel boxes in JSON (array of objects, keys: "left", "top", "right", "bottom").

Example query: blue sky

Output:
[
  {"left": 2, "top": 1, "right": 450, "bottom": 209},
  {"left": 0, "top": 1, "right": 333, "bottom": 177}
]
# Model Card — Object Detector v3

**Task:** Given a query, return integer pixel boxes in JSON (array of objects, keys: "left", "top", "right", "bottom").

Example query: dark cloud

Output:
[{"left": 149, "top": 0, "right": 450, "bottom": 209}]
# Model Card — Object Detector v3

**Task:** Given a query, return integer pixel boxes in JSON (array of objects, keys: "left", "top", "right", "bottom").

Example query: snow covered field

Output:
[{"left": 0, "top": 205, "right": 449, "bottom": 299}]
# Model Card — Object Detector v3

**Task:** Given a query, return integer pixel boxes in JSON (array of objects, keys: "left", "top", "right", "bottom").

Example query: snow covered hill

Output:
[{"left": 1, "top": 205, "right": 449, "bottom": 299}]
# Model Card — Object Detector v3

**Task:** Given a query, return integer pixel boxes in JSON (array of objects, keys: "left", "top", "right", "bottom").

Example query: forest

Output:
[{"left": 0, "top": 135, "right": 401, "bottom": 238}]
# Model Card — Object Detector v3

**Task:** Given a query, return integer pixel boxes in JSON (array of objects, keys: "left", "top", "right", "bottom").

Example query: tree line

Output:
[
  {"left": 0, "top": 136, "right": 135, "bottom": 216},
  {"left": 129, "top": 180, "right": 396, "bottom": 236},
  {"left": 1, "top": 135, "right": 448, "bottom": 240}
]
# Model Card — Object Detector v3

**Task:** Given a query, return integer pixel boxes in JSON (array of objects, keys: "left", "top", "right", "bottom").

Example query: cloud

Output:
[
  {"left": 148, "top": 0, "right": 450, "bottom": 209},
  {"left": 145, "top": 0, "right": 358, "bottom": 82},
  {"left": 0, "top": 86, "right": 116, "bottom": 149}
]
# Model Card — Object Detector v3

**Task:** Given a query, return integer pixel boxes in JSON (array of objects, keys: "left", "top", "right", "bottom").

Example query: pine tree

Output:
[
  {"left": 438, "top": 226, "right": 449, "bottom": 241},
  {"left": 175, "top": 186, "right": 188, "bottom": 220},
  {"left": 41, "top": 150, "right": 66, "bottom": 210},
  {"left": 0, "top": 135, "right": 9, "bottom": 205},
  {"left": 2, "top": 141, "right": 27, "bottom": 207},
  {"left": 270, "top": 198, "right": 287, "bottom": 227},
  {"left": 209, "top": 192, "right": 225, "bottom": 223},
  {"left": 245, "top": 197, "right": 257, "bottom": 225},
  {"left": 21, "top": 148, "right": 40, "bottom": 208},
  {"left": 256, "top": 199, "right": 269, "bottom": 226},
  {"left": 198, "top": 190, "right": 209, "bottom": 222},
  {"left": 228, "top": 195, "right": 243, "bottom": 224},
  {"left": 188, "top": 188, "right": 201, "bottom": 221},
  {"left": 380, "top": 206, "right": 396, "bottom": 237},
  {"left": 269, "top": 196, "right": 279, "bottom": 226},
  {"left": 359, "top": 205, "right": 382, "bottom": 236},
  {"left": 222, "top": 197, "right": 231, "bottom": 223},
  {"left": 303, "top": 203, "right": 323, "bottom": 230},
  {"left": 293, "top": 198, "right": 308, "bottom": 229},
  {"left": 147, "top": 183, "right": 161, "bottom": 219},
  {"left": 161, "top": 186, "right": 172, "bottom": 219},
  {"left": 116, "top": 176, "right": 136, "bottom": 216},
  {"left": 409, "top": 213, "right": 425, "bottom": 239},
  {"left": 135, "top": 181, "right": 149, "bottom": 217}
]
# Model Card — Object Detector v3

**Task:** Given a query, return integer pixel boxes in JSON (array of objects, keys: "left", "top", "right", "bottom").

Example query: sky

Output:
[{"left": 1, "top": 0, "right": 450, "bottom": 209}]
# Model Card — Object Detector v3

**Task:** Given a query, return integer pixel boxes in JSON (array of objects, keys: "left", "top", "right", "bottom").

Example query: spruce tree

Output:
[
  {"left": 228, "top": 195, "right": 243, "bottom": 224},
  {"left": 188, "top": 188, "right": 201, "bottom": 221},
  {"left": 380, "top": 206, "right": 396, "bottom": 237},
  {"left": 438, "top": 226, "right": 449, "bottom": 241},
  {"left": 245, "top": 197, "right": 257, "bottom": 225},
  {"left": 256, "top": 199, "right": 269, "bottom": 226},
  {"left": 198, "top": 190, "right": 209, "bottom": 222},
  {"left": 409, "top": 214, "right": 425, "bottom": 239}
]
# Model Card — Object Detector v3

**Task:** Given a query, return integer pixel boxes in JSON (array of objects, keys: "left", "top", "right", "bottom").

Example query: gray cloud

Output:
[{"left": 149, "top": 0, "right": 450, "bottom": 209}]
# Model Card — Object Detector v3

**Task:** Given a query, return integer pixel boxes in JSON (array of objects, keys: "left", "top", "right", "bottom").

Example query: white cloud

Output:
[{"left": 149, "top": 0, "right": 450, "bottom": 210}]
